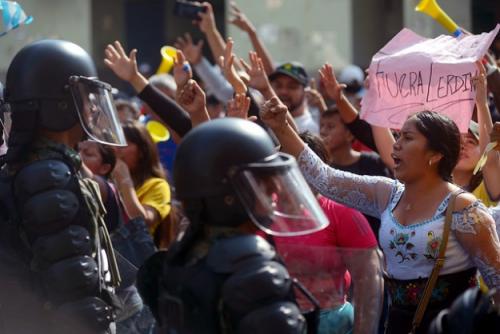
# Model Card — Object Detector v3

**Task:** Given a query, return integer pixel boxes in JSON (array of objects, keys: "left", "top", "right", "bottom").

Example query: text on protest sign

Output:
[{"left": 361, "top": 25, "right": 499, "bottom": 132}]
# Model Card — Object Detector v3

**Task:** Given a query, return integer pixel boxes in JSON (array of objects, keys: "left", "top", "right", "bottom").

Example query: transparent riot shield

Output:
[{"left": 275, "top": 243, "right": 385, "bottom": 334}]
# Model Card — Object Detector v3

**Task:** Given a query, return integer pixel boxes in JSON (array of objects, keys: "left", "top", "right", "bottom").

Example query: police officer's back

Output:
[
  {"left": 138, "top": 118, "right": 329, "bottom": 333},
  {"left": 0, "top": 39, "right": 127, "bottom": 334}
]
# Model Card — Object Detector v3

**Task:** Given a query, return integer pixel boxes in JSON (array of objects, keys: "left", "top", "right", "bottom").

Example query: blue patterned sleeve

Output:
[
  {"left": 297, "top": 146, "right": 396, "bottom": 218},
  {"left": 453, "top": 201, "right": 500, "bottom": 290}
]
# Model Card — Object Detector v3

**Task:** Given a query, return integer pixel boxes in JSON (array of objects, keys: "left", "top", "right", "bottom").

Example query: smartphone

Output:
[{"left": 173, "top": 0, "right": 206, "bottom": 20}]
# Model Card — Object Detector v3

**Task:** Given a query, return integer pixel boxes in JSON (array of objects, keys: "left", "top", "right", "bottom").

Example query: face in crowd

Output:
[
  {"left": 270, "top": 74, "right": 306, "bottom": 114},
  {"left": 454, "top": 132, "right": 481, "bottom": 173},
  {"left": 319, "top": 111, "right": 354, "bottom": 153},
  {"left": 79, "top": 140, "right": 116, "bottom": 177},
  {"left": 391, "top": 111, "right": 460, "bottom": 184}
]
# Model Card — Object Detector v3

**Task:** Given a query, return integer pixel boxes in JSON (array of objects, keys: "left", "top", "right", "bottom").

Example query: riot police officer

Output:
[
  {"left": 0, "top": 39, "right": 126, "bottom": 333},
  {"left": 138, "top": 117, "right": 329, "bottom": 333}
]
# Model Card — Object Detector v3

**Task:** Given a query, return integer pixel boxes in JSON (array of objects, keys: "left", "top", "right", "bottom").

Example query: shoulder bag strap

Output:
[{"left": 410, "top": 189, "right": 464, "bottom": 333}]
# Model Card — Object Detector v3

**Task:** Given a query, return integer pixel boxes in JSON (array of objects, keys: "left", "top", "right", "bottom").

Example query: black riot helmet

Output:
[
  {"left": 173, "top": 118, "right": 328, "bottom": 236},
  {"left": 4, "top": 39, "right": 125, "bottom": 145}
]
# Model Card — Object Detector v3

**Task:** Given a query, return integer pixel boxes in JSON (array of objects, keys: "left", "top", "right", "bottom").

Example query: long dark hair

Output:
[
  {"left": 413, "top": 111, "right": 461, "bottom": 182},
  {"left": 122, "top": 121, "right": 166, "bottom": 187}
]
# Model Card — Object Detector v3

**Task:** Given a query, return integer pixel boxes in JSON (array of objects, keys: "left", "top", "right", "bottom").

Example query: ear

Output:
[{"left": 430, "top": 152, "right": 444, "bottom": 166}]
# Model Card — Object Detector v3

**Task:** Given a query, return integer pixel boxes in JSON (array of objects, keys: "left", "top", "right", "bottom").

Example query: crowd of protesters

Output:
[{"left": 1, "top": 1, "right": 500, "bottom": 333}]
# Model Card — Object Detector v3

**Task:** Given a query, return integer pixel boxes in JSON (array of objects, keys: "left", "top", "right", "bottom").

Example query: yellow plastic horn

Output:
[
  {"left": 156, "top": 46, "right": 178, "bottom": 74},
  {"left": 146, "top": 120, "right": 170, "bottom": 143},
  {"left": 415, "top": 0, "right": 461, "bottom": 37}
]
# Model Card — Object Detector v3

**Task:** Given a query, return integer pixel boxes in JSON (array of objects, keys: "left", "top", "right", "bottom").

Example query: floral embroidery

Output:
[
  {"left": 389, "top": 229, "right": 417, "bottom": 263},
  {"left": 297, "top": 146, "right": 394, "bottom": 218},
  {"left": 406, "top": 283, "right": 419, "bottom": 303},
  {"left": 424, "top": 231, "right": 442, "bottom": 261},
  {"left": 451, "top": 201, "right": 489, "bottom": 235},
  {"left": 388, "top": 279, "right": 450, "bottom": 306}
]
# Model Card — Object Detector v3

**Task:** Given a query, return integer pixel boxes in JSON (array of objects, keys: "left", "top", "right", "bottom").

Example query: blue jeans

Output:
[{"left": 318, "top": 302, "right": 354, "bottom": 334}]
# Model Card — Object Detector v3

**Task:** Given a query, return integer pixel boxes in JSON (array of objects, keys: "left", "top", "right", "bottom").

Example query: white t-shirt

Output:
[{"left": 294, "top": 108, "right": 319, "bottom": 134}]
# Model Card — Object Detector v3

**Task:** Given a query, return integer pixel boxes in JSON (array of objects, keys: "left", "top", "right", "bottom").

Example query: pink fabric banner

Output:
[{"left": 360, "top": 25, "right": 500, "bottom": 132}]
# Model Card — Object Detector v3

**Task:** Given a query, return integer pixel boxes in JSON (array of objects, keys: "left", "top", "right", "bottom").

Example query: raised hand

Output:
[
  {"left": 104, "top": 41, "right": 148, "bottom": 92},
  {"left": 173, "top": 49, "right": 193, "bottom": 90},
  {"left": 176, "top": 79, "right": 207, "bottom": 116},
  {"left": 226, "top": 93, "right": 253, "bottom": 120},
  {"left": 319, "top": 63, "right": 346, "bottom": 102},
  {"left": 104, "top": 41, "right": 139, "bottom": 82},
  {"left": 219, "top": 38, "right": 247, "bottom": 94},
  {"left": 473, "top": 60, "right": 488, "bottom": 107},
  {"left": 305, "top": 78, "right": 327, "bottom": 113},
  {"left": 240, "top": 51, "right": 271, "bottom": 93},
  {"left": 111, "top": 158, "right": 134, "bottom": 188},
  {"left": 260, "top": 96, "right": 289, "bottom": 131},
  {"left": 174, "top": 33, "right": 204, "bottom": 65},
  {"left": 197, "top": 2, "right": 216, "bottom": 34},
  {"left": 228, "top": 2, "right": 255, "bottom": 33}
]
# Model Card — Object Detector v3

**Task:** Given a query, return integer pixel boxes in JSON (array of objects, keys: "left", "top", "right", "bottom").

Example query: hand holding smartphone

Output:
[{"left": 174, "top": 0, "right": 206, "bottom": 20}]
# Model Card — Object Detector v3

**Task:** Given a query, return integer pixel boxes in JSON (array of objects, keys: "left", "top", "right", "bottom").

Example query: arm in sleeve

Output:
[
  {"left": 138, "top": 84, "right": 192, "bottom": 137},
  {"left": 193, "top": 57, "right": 234, "bottom": 103},
  {"left": 297, "top": 145, "right": 394, "bottom": 218},
  {"left": 453, "top": 201, "right": 500, "bottom": 291},
  {"left": 345, "top": 115, "right": 377, "bottom": 152}
]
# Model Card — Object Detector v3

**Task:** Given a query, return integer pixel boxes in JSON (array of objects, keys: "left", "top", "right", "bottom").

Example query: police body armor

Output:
[
  {"left": 154, "top": 234, "right": 306, "bottom": 334},
  {"left": 0, "top": 144, "right": 119, "bottom": 334}
]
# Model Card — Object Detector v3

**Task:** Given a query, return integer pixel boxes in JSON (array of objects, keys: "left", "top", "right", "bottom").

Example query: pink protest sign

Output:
[{"left": 360, "top": 25, "right": 499, "bottom": 132}]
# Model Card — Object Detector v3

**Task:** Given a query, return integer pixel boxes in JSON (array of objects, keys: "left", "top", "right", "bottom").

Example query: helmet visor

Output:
[
  {"left": 69, "top": 76, "right": 126, "bottom": 146},
  {"left": 231, "top": 153, "right": 329, "bottom": 236}
]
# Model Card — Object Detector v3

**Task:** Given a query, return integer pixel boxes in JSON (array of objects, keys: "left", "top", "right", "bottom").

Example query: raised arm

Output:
[
  {"left": 475, "top": 62, "right": 497, "bottom": 200},
  {"left": 228, "top": 1, "right": 274, "bottom": 74},
  {"left": 482, "top": 123, "right": 500, "bottom": 200},
  {"left": 112, "top": 159, "right": 160, "bottom": 228},
  {"left": 475, "top": 62, "right": 493, "bottom": 152},
  {"left": 260, "top": 96, "right": 395, "bottom": 217},
  {"left": 104, "top": 41, "right": 192, "bottom": 137},
  {"left": 319, "top": 63, "right": 356, "bottom": 123},
  {"left": 197, "top": 2, "right": 241, "bottom": 70},
  {"left": 175, "top": 33, "right": 235, "bottom": 103},
  {"left": 452, "top": 194, "right": 500, "bottom": 301},
  {"left": 485, "top": 53, "right": 500, "bottom": 116},
  {"left": 173, "top": 50, "right": 210, "bottom": 127},
  {"left": 372, "top": 125, "right": 396, "bottom": 171},
  {"left": 219, "top": 38, "right": 247, "bottom": 95},
  {"left": 240, "top": 52, "right": 298, "bottom": 132},
  {"left": 319, "top": 63, "right": 380, "bottom": 150}
]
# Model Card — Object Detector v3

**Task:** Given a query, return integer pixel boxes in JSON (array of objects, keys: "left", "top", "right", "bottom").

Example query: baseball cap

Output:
[
  {"left": 338, "top": 65, "right": 364, "bottom": 87},
  {"left": 269, "top": 62, "right": 309, "bottom": 86}
]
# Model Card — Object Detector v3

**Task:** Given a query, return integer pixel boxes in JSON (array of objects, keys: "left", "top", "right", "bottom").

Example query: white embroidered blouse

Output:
[{"left": 298, "top": 146, "right": 500, "bottom": 288}]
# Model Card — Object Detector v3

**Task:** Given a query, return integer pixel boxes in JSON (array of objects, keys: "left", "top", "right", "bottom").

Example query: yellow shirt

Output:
[
  {"left": 473, "top": 181, "right": 497, "bottom": 208},
  {"left": 136, "top": 177, "right": 171, "bottom": 234}
]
